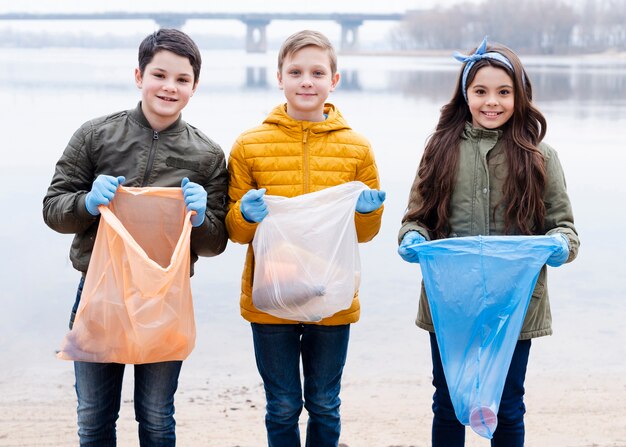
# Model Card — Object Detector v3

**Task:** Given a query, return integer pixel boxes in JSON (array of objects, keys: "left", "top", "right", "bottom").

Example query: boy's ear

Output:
[
  {"left": 277, "top": 71, "right": 284, "bottom": 90},
  {"left": 330, "top": 72, "right": 340, "bottom": 92},
  {"left": 134, "top": 67, "right": 143, "bottom": 88},
  {"left": 191, "top": 79, "right": 199, "bottom": 96}
]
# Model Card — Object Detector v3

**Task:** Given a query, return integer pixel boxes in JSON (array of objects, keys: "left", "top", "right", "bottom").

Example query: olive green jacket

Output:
[{"left": 399, "top": 123, "right": 579, "bottom": 339}]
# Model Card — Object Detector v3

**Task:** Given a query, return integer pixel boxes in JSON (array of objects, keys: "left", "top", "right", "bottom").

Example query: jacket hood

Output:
[{"left": 263, "top": 103, "right": 351, "bottom": 137}]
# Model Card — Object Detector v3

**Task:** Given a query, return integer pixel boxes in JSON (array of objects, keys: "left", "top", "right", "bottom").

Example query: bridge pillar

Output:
[
  {"left": 339, "top": 20, "right": 363, "bottom": 52},
  {"left": 244, "top": 19, "right": 270, "bottom": 53},
  {"left": 245, "top": 67, "right": 268, "bottom": 89},
  {"left": 340, "top": 70, "right": 361, "bottom": 91}
]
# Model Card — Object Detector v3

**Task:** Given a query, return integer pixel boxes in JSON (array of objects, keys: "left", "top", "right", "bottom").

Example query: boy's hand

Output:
[
  {"left": 181, "top": 177, "right": 207, "bottom": 227},
  {"left": 240, "top": 188, "right": 268, "bottom": 223},
  {"left": 356, "top": 189, "right": 386, "bottom": 213},
  {"left": 85, "top": 175, "right": 125, "bottom": 216},
  {"left": 398, "top": 231, "right": 426, "bottom": 264},
  {"left": 546, "top": 233, "right": 569, "bottom": 267}
]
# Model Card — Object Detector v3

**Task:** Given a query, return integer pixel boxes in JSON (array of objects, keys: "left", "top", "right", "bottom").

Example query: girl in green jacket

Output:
[{"left": 397, "top": 37, "right": 579, "bottom": 446}]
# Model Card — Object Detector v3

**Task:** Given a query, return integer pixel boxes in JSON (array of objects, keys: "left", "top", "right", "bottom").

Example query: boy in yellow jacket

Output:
[{"left": 226, "top": 30, "right": 385, "bottom": 446}]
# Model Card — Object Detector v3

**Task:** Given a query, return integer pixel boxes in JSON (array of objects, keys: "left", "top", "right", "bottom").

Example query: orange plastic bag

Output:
[{"left": 57, "top": 186, "right": 196, "bottom": 364}]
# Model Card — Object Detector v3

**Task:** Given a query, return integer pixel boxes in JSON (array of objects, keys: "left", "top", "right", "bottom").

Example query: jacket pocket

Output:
[
  {"left": 166, "top": 155, "right": 216, "bottom": 176},
  {"left": 530, "top": 267, "right": 546, "bottom": 300}
]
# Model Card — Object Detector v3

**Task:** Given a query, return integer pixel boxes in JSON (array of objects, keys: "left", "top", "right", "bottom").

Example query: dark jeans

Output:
[
  {"left": 71, "top": 277, "right": 182, "bottom": 447},
  {"left": 74, "top": 361, "right": 182, "bottom": 447},
  {"left": 251, "top": 323, "right": 350, "bottom": 447},
  {"left": 429, "top": 332, "right": 531, "bottom": 447}
]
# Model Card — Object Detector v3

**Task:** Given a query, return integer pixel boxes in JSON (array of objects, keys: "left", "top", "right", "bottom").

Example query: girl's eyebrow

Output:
[{"left": 471, "top": 83, "right": 513, "bottom": 89}]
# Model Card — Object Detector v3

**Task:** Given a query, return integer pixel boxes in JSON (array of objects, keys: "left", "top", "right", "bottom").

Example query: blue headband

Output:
[{"left": 453, "top": 36, "right": 517, "bottom": 102}]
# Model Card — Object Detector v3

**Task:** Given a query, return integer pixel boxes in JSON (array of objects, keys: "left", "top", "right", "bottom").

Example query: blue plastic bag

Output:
[{"left": 413, "top": 235, "right": 561, "bottom": 438}]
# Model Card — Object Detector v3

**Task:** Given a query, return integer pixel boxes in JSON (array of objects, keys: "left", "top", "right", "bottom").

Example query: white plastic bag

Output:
[{"left": 252, "top": 181, "right": 367, "bottom": 322}]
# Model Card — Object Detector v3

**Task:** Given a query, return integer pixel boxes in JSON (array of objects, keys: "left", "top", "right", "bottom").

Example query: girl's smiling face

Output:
[{"left": 467, "top": 65, "right": 514, "bottom": 129}]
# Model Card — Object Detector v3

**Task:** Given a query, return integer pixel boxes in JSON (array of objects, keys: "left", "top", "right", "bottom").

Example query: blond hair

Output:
[{"left": 277, "top": 30, "right": 337, "bottom": 75}]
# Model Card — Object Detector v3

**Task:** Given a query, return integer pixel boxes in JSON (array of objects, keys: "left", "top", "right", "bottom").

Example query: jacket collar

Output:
[
  {"left": 263, "top": 103, "right": 351, "bottom": 135},
  {"left": 130, "top": 102, "right": 185, "bottom": 133},
  {"left": 462, "top": 121, "right": 503, "bottom": 141}
]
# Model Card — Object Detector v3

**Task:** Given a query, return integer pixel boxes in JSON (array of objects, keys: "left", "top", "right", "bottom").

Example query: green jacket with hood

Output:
[{"left": 399, "top": 123, "right": 579, "bottom": 339}]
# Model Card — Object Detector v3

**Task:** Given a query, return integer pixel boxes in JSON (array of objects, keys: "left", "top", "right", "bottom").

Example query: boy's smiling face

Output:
[
  {"left": 135, "top": 49, "right": 197, "bottom": 131},
  {"left": 278, "top": 46, "right": 340, "bottom": 122}
]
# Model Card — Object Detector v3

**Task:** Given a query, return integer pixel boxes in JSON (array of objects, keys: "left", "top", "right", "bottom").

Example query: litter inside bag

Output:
[
  {"left": 252, "top": 181, "right": 367, "bottom": 322},
  {"left": 57, "top": 186, "right": 196, "bottom": 364},
  {"left": 413, "top": 235, "right": 562, "bottom": 438}
]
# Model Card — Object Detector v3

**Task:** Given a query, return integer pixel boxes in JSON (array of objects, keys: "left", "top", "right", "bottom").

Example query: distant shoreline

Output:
[
  {"left": 4, "top": 45, "right": 626, "bottom": 60},
  {"left": 340, "top": 48, "right": 626, "bottom": 60}
]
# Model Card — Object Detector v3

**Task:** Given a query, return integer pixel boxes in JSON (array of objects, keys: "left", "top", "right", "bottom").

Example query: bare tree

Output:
[{"left": 392, "top": 0, "right": 624, "bottom": 53}]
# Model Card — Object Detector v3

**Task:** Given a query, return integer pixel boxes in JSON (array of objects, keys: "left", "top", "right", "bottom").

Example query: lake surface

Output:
[{"left": 1, "top": 47, "right": 625, "bottom": 405}]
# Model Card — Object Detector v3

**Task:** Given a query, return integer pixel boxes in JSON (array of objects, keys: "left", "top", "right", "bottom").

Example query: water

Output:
[{"left": 1, "top": 47, "right": 626, "bottom": 442}]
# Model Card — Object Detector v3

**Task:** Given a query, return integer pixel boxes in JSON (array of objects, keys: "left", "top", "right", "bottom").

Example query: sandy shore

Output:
[
  {"left": 2, "top": 372, "right": 626, "bottom": 446},
  {"left": 2, "top": 338, "right": 625, "bottom": 447}
]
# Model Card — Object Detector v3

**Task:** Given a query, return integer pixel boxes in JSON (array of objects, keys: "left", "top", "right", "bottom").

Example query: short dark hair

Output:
[{"left": 138, "top": 28, "right": 202, "bottom": 84}]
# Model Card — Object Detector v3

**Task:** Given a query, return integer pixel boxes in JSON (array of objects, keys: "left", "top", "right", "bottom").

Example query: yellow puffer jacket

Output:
[{"left": 226, "top": 103, "right": 383, "bottom": 325}]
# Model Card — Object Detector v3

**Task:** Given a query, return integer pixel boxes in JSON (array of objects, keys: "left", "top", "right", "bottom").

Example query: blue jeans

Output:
[
  {"left": 251, "top": 323, "right": 350, "bottom": 447},
  {"left": 71, "top": 277, "right": 182, "bottom": 447},
  {"left": 429, "top": 332, "right": 531, "bottom": 447}
]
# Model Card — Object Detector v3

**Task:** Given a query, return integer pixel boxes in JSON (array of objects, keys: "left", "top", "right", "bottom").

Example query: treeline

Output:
[{"left": 391, "top": 0, "right": 626, "bottom": 54}]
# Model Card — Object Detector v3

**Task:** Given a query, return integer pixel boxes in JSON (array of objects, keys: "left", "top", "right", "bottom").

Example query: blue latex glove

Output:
[
  {"left": 181, "top": 177, "right": 207, "bottom": 227},
  {"left": 398, "top": 231, "right": 427, "bottom": 263},
  {"left": 356, "top": 189, "right": 386, "bottom": 213},
  {"left": 240, "top": 188, "right": 268, "bottom": 223},
  {"left": 546, "top": 233, "right": 569, "bottom": 267},
  {"left": 85, "top": 175, "right": 125, "bottom": 216}
]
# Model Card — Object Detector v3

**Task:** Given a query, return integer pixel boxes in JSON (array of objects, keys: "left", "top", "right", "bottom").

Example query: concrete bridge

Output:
[{"left": 0, "top": 12, "right": 405, "bottom": 52}]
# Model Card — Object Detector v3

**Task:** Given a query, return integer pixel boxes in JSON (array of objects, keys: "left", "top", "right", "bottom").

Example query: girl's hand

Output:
[
  {"left": 546, "top": 233, "right": 569, "bottom": 267},
  {"left": 398, "top": 231, "right": 426, "bottom": 263}
]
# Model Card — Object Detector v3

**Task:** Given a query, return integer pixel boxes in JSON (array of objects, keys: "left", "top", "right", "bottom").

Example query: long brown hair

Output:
[{"left": 403, "top": 42, "right": 547, "bottom": 239}]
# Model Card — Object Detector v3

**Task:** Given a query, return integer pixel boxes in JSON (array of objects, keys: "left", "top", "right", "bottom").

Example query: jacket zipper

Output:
[
  {"left": 302, "top": 127, "right": 310, "bottom": 193},
  {"left": 141, "top": 130, "right": 159, "bottom": 186},
  {"left": 474, "top": 135, "right": 491, "bottom": 235},
  {"left": 471, "top": 138, "right": 480, "bottom": 235}
]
